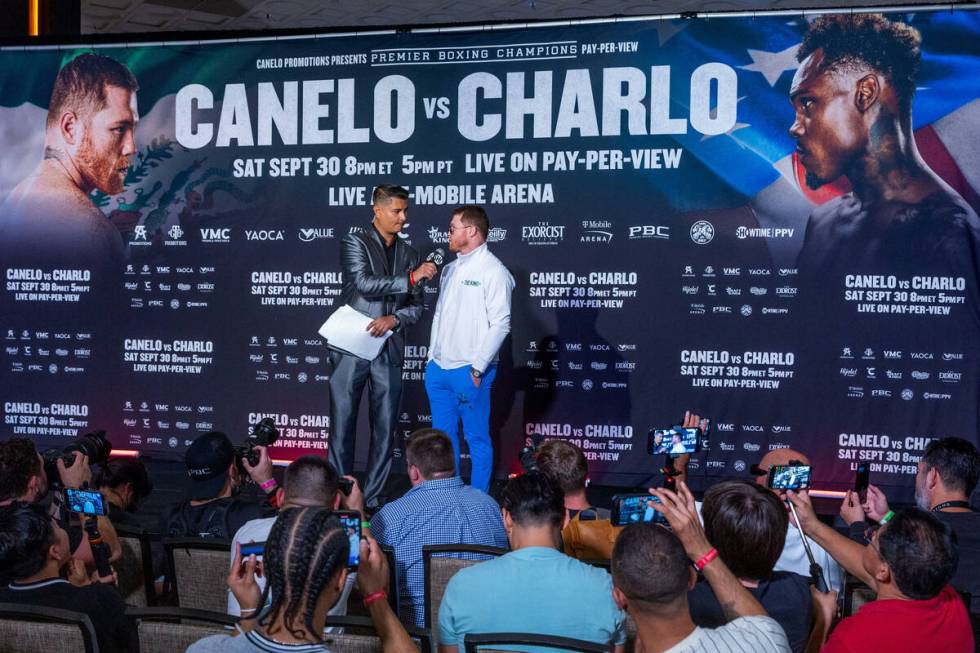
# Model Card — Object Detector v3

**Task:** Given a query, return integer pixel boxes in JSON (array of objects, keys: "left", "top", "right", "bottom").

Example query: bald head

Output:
[{"left": 756, "top": 448, "right": 810, "bottom": 490}]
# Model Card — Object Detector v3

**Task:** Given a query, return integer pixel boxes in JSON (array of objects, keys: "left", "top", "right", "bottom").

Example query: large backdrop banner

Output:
[{"left": 1, "top": 10, "right": 978, "bottom": 495}]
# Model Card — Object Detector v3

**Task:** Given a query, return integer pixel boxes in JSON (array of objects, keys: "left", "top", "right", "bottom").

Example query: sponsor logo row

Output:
[{"left": 840, "top": 347, "right": 965, "bottom": 363}]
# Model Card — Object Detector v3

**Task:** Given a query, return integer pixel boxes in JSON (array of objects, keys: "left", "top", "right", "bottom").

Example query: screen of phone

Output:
[
  {"left": 611, "top": 494, "right": 668, "bottom": 527},
  {"left": 240, "top": 541, "right": 265, "bottom": 558},
  {"left": 648, "top": 427, "right": 701, "bottom": 456},
  {"left": 337, "top": 512, "right": 361, "bottom": 570},
  {"left": 855, "top": 463, "right": 870, "bottom": 503},
  {"left": 64, "top": 489, "right": 107, "bottom": 516},
  {"left": 768, "top": 465, "right": 812, "bottom": 490}
]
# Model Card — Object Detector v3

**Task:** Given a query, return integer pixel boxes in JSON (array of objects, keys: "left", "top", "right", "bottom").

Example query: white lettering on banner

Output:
[{"left": 175, "top": 64, "right": 737, "bottom": 148}]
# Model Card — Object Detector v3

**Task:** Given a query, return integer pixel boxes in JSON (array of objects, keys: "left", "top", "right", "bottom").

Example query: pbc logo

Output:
[
  {"left": 628, "top": 225, "right": 670, "bottom": 240},
  {"left": 200, "top": 228, "right": 231, "bottom": 243}
]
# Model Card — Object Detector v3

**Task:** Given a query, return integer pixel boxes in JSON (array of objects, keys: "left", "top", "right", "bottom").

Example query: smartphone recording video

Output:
[
  {"left": 240, "top": 541, "right": 266, "bottom": 558},
  {"left": 767, "top": 465, "right": 812, "bottom": 490},
  {"left": 64, "top": 488, "right": 107, "bottom": 516},
  {"left": 855, "top": 463, "right": 870, "bottom": 504},
  {"left": 336, "top": 511, "right": 361, "bottom": 570},
  {"left": 648, "top": 427, "right": 702, "bottom": 456},
  {"left": 611, "top": 493, "right": 669, "bottom": 528}
]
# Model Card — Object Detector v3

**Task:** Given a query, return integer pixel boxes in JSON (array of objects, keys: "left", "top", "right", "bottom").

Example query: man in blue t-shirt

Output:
[{"left": 437, "top": 472, "right": 625, "bottom": 652}]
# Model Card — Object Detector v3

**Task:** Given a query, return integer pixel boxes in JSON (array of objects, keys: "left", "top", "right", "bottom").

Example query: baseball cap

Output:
[{"left": 184, "top": 431, "right": 235, "bottom": 500}]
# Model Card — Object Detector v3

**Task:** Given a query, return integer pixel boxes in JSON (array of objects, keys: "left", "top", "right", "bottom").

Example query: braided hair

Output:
[{"left": 258, "top": 507, "right": 349, "bottom": 641}]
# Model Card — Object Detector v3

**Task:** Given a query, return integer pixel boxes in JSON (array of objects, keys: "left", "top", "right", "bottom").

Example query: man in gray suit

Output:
[{"left": 328, "top": 185, "right": 437, "bottom": 509}]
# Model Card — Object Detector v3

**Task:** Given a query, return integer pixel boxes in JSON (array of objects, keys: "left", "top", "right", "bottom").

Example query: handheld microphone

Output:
[{"left": 418, "top": 247, "right": 445, "bottom": 286}]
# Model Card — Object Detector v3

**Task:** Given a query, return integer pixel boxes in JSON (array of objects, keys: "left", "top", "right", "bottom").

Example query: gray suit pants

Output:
[{"left": 327, "top": 350, "right": 402, "bottom": 508}]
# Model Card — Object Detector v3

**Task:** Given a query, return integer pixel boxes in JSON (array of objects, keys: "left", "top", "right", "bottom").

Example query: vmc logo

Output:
[{"left": 200, "top": 227, "right": 231, "bottom": 243}]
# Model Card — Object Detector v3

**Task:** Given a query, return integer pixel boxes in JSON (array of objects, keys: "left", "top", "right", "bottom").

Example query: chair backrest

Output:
[
  {"left": 0, "top": 602, "right": 99, "bottom": 653},
  {"left": 463, "top": 632, "right": 608, "bottom": 653},
  {"left": 423, "top": 543, "right": 508, "bottom": 630},
  {"left": 163, "top": 537, "right": 233, "bottom": 611},
  {"left": 323, "top": 615, "right": 431, "bottom": 653},
  {"left": 380, "top": 544, "right": 400, "bottom": 616},
  {"left": 127, "top": 606, "right": 236, "bottom": 653},
  {"left": 115, "top": 524, "right": 156, "bottom": 607}
]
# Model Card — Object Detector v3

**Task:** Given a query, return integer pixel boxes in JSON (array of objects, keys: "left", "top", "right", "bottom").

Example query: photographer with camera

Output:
[
  {"left": 96, "top": 457, "right": 153, "bottom": 530},
  {"left": 0, "top": 501, "right": 138, "bottom": 653},
  {"left": 227, "top": 456, "right": 361, "bottom": 622},
  {"left": 160, "top": 430, "right": 279, "bottom": 540},
  {"left": 0, "top": 437, "right": 121, "bottom": 570}
]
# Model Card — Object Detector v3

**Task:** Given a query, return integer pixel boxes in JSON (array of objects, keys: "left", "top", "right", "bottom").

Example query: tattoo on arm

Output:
[{"left": 720, "top": 600, "right": 738, "bottom": 621}]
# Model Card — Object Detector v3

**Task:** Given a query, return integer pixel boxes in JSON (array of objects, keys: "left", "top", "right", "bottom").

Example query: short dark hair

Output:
[
  {"left": 47, "top": 53, "right": 139, "bottom": 128},
  {"left": 260, "top": 507, "right": 349, "bottom": 641},
  {"left": 0, "top": 502, "right": 55, "bottom": 584},
  {"left": 0, "top": 438, "right": 42, "bottom": 503},
  {"left": 96, "top": 458, "right": 153, "bottom": 504},
  {"left": 372, "top": 184, "right": 409, "bottom": 206},
  {"left": 283, "top": 456, "right": 339, "bottom": 505},
  {"left": 404, "top": 429, "right": 455, "bottom": 478},
  {"left": 798, "top": 14, "right": 921, "bottom": 114},
  {"left": 701, "top": 480, "right": 788, "bottom": 581},
  {"left": 535, "top": 439, "right": 588, "bottom": 493},
  {"left": 921, "top": 437, "right": 980, "bottom": 497},
  {"left": 499, "top": 472, "right": 564, "bottom": 529},
  {"left": 612, "top": 522, "right": 691, "bottom": 610},
  {"left": 878, "top": 507, "right": 957, "bottom": 600},
  {"left": 453, "top": 205, "right": 489, "bottom": 239}
]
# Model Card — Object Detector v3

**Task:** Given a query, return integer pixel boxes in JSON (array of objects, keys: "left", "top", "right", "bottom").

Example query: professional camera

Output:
[
  {"left": 233, "top": 417, "right": 279, "bottom": 468},
  {"left": 41, "top": 430, "right": 112, "bottom": 486},
  {"left": 518, "top": 434, "right": 544, "bottom": 474}
]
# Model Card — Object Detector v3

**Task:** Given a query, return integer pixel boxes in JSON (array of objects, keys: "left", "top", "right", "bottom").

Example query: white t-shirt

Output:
[
  {"left": 662, "top": 616, "right": 790, "bottom": 653},
  {"left": 228, "top": 517, "right": 355, "bottom": 623}
]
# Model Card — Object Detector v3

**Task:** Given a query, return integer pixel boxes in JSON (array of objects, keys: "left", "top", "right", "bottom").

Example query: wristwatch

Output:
[{"left": 470, "top": 367, "right": 484, "bottom": 379}]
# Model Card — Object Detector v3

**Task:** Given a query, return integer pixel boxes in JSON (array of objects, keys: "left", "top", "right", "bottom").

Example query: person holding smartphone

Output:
[{"left": 189, "top": 507, "right": 416, "bottom": 653}]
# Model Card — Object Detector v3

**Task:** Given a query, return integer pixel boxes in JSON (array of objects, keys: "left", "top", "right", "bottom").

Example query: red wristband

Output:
[
  {"left": 260, "top": 478, "right": 278, "bottom": 492},
  {"left": 363, "top": 590, "right": 387, "bottom": 607},
  {"left": 409, "top": 271, "right": 416, "bottom": 286},
  {"left": 694, "top": 548, "right": 719, "bottom": 571}
]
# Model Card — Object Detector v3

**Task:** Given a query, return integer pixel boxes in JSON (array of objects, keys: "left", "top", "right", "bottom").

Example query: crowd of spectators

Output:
[{"left": 0, "top": 427, "right": 977, "bottom": 653}]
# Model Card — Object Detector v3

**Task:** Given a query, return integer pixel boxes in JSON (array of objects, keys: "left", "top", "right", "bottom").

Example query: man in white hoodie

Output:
[{"left": 425, "top": 205, "right": 514, "bottom": 492}]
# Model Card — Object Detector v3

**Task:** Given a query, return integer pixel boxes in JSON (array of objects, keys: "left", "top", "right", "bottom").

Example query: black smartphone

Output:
[
  {"left": 337, "top": 478, "right": 354, "bottom": 496},
  {"left": 336, "top": 510, "right": 361, "bottom": 570},
  {"left": 64, "top": 488, "right": 107, "bottom": 516},
  {"left": 855, "top": 463, "right": 870, "bottom": 504},
  {"left": 648, "top": 427, "right": 702, "bottom": 456},
  {"left": 767, "top": 464, "right": 812, "bottom": 490},
  {"left": 610, "top": 493, "right": 669, "bottom": 528},
  {"left": 240, "top": 541, "right": 266, "bottom": 558}
]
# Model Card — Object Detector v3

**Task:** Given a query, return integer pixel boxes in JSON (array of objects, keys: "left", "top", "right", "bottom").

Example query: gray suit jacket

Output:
[{"left": 334, "top": 226, "right": 424, "bottom": 366}]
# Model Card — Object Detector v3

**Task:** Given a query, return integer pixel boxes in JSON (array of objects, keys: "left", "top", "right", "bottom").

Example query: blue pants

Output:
[{"left": 424, "top": 361, "right": 496, "bottom": 492}]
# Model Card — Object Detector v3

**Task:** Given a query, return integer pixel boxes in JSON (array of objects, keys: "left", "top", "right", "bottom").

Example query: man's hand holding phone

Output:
[
  {"left": 228, "top": 541, "right": 264, "bottom": 620},
  {"left": 648, "top": 481, "right": 712, "bottom": 561},
  {"left": 863, "top": 484, "right": 891, "bottom": 522}
]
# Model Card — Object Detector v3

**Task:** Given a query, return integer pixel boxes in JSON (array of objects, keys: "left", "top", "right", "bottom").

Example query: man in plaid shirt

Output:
[{"left": 372, "top": 428, "right": 508, "bottom": 626}]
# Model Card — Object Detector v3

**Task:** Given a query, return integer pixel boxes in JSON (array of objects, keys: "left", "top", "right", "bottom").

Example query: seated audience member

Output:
[
  {"left": 753, "top": 448, "right": 845, "bottom": 593},
  {"left": 437, "top": 472, "right": 625, "bottom": 652},
  {"left": 160, "top": 431, "right": 277, "bottom": 539},
  {"left": 693, "top": 480, "right": 811, "bottom": 653},
  {"left": 535, "top": 438, "right": 609, "bottom": 518},
  {"left": 372, "top": 428, "right": 507, "bottom": 627},
  {"left": 788, "top": 491, "right": 973, "bottom": 652},
  {"left": 228, "top": 456, "right": 358, "bottom": 619},
  {"left": 189, "top": 507, "right": 415, "bottom": 653},
  {"left": 613, "top": 482, "right": 790, "bottom": 653},
  {"left": 96, "top": 457, "right": 153, "bottom": 529},
  {"left": 843, "top": 437, "right": 980, "bottom": 612},
  {"left": 0, "top": 437, "right": 121, "bottom": 566},
  {"left": 0, "top": 502, "right": 138, "bottom": 653}
]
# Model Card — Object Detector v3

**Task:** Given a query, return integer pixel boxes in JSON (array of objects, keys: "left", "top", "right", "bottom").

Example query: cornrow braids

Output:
[{"left": 259, "top": 507, "right": 349, "bottom": 642}]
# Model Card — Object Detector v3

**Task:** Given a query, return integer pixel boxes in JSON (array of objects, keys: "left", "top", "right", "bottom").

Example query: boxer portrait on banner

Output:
[
  {"left": 0, "top": 53, "right": 138, "bottom": 273},
  {"left": 327, "top": 184, "right": 437, "bottom": 509},
  {"left": 791, "top": 14, "right": 980, "bottom": 275},
  {"left": 425, "top": 205, "right": 514, "bottom": 492}
]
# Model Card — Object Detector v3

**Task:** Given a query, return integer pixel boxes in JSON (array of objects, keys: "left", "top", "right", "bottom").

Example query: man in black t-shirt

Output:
[
  {"left": 159, "top": 431, "right": 277, "bottom": 539},
  {"left": 0, "top": 502, "right": 138, "bottom": 653}
]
